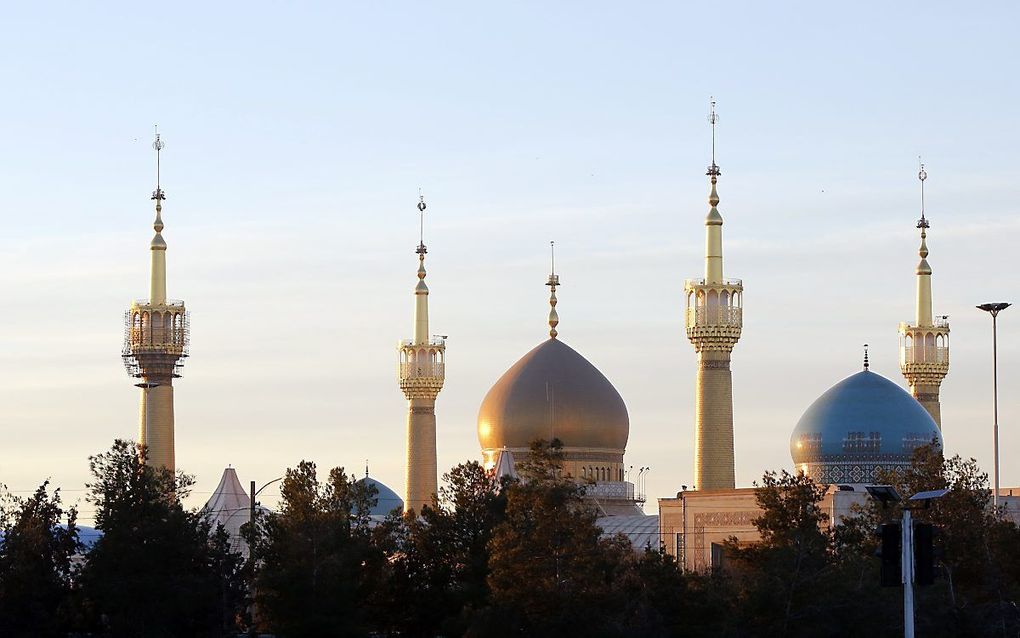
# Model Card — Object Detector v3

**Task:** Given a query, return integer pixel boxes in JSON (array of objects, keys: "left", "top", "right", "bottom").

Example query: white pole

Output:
[{"left": 902, "top": 509, "right": 915, "bottom": 638}]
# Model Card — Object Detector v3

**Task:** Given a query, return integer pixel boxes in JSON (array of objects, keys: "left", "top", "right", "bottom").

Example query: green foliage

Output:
[
  {"left": 871, "top": 443, "right": 1020, "bottom": 635},
  {"left": 0, "top": 481, "right": 80, "bottom": 637},
  {"left": 380, "top": 460, "right": 507, "bottom": 637},
  {"left": 475, "top": 439, "right": 635, "bottom": 637},
  {"left": 252, "top": 460, "right": 385, "bottom": 637},
  {"left": 726, "top": 470, "right": 901, "bottom": 637},
  {"left": 77, "top": 440, "right": 246, "bottom": 637}
]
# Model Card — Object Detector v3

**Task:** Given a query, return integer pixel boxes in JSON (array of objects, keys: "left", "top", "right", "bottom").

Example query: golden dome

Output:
[{"left": 477, "top": 338, "right": 629, "bottom": 453}]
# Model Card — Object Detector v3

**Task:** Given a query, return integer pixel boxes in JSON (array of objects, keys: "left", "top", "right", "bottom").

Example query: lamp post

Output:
[
  {"left": 977, "top": 302, "right": 1010, "bottom": 510},
  {"left": 248, "top": 476, "right": 283, "bottom": 630},
  {"left": 865, "top": 486, "right": 948, "bottom": 638}
]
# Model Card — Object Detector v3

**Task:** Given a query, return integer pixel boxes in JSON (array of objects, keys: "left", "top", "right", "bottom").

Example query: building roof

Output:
[
  {"left": 201, "top": 467, "right": 267, "bottom": 556},
  {"left": 357, "top": 476, "right": 403, "bottom": 515},
  {"left": 477, "top": 338, "right": 629, "bottom": 452},
  {"left": 791, "top": 370, "right": 942, "bottom": 466},
  {"left": 597, "top": 514, "right": 660, "bottom": 551}
]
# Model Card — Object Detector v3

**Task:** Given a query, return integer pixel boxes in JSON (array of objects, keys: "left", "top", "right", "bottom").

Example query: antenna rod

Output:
[
  {"left": 917, "top": 158, "right": 928, "bottom": 227},
  {"left": 707, "top": 97, "right": 720, "bottom": 176},
  {"left": 152, "top": 125, "right": 166, "bottom": 201},
  {"left": 550, "top": 240, "right": 555, "bottom": 275},
  {"left": 416, "top": 191, "right": 427, "bottom": 255}
]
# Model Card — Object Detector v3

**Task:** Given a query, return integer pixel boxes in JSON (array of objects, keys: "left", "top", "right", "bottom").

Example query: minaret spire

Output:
[
  {"left": 704, "top": 98, "right": 724, "bottom": 284},
  {"left": 413, "top": 193, "right": 430, "bottom": 344},
  {"left": 149, "top": 127, "right": 168, "bottom": 305},
  {"left": 399, "top": 193, "right": 446, "bottom": 514},
  {"left": 899, "top": 160, "right": 950, "bottom": 429},
  {"left": 546, "top": 241, "right": 560, "bottom": 338},
  {"left": 684, "top": 97, "right": 743, "bottom": 491},
  {"left": 122, "top": 127, "right": 190, "bottom": 472}
]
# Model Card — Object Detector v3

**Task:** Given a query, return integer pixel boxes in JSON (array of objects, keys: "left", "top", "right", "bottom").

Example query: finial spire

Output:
[
  {"left": 416, "top": 190, "right": 427, "bottom": 257},
  {"left": 917, "top": 158, "right": 929, "bottom": 232},
  {"left": 148, "top": 127, "right": 168, "bottom": 305},
  {"left": 546, "top": 241, "right": 560, "bottom": 338},
  {"left": 152, "top": 125, "right": 165, "bottom": 203},
  {"left": 365, "top": 459, "right": 369, "bottom": 479},
  {"left": 863, "top": 343, "right": 870, "bottom": 370},
  {"left": 707, "top": 97, "right": 720, "bottom": 177}
]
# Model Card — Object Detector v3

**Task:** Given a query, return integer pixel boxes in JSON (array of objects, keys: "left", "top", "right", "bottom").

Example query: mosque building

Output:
[
  {"left": 476, "top": 244, "right": 644, "bottom": 516},
  {"left": 153, "top": 109, "right": 1014, "bottom": 560}
]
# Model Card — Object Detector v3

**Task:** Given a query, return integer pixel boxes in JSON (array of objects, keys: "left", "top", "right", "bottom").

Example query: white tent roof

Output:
[{"left": 202, "top": 467, "right": 266, "bottom": 557}]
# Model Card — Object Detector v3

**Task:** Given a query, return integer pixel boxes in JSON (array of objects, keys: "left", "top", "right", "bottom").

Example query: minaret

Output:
[
  {"left": 899, "top": 162, "right": 950, "bottom": 428},
  {"left": 122, "top": 128, "right": 189, "bottom": 471},
  {"left": 684, "top": 99, "right": 743, "bottom": 490},
  {"left": 398, "top": 194, "right": 446, "bottom": 514}
]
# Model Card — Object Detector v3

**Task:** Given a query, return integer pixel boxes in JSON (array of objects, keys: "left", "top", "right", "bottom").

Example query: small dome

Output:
[
  {"left": 478, "top": 338, "right": 629, "bottom": 452},
  {"left": 357, "top": 476, "right": 403, "bottom": 515},
  {"left": 791, "top": 370, "right": 942, "bottom": 485}
]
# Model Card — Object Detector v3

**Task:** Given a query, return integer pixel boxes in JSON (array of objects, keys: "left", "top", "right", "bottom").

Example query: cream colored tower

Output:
[
  {"left": 122, "top": 130, "right": 189, "bottom": 471},
  {"left": 899, "top": 163, "right": 949, "bottom": 428},
  {"left": 684, "top": 100, "right": 742, "bottom": 490},
  {"left": 398, "top": 195, "right": 445, "bottom": 514}
]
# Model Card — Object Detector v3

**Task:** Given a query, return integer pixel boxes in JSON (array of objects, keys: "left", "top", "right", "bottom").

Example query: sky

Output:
[{"left": 1, "top": 2, "right": 1018, "bottom": 523}]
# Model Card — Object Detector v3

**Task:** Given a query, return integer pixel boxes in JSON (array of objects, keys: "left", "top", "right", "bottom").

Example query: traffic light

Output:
[
  {"left": 876, "top": 522, "right": 901, "bottom": 587},
  {"left": 914, "top": 523, "right": 935, "bottom": 586}
]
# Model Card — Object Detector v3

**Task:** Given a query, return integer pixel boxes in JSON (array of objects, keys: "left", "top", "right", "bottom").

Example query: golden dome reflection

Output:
[{"left": 476, "top": 338, "right": 629, "bottom": 454}]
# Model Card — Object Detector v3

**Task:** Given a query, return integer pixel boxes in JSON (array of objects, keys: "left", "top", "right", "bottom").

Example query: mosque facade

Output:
[{"left": 128, "top": 110, "right": 1012, "bottom": 561}]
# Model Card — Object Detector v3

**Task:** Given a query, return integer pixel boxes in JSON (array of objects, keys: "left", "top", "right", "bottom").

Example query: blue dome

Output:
[
  {"left": 358, "top": 476, "right": 403, "bottom": 515},
  {"left": 790, "top": 370, "right": 942, "bottom": 485}
]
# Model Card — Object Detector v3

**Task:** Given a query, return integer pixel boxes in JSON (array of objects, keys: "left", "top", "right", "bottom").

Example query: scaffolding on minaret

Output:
[{"left": 121, "top": 127, "right": 190, "bottom": 471}]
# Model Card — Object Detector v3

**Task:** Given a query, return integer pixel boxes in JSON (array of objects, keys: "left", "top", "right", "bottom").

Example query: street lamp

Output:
[
  {"left": 977, "top": 302, "right": 1010, "bottom": 510},
  {"left": 248, "top": 477, "right": 283, "bottom": 628},
  {"left": 865, "top": 486, "right": 949, "bottom": 638}
]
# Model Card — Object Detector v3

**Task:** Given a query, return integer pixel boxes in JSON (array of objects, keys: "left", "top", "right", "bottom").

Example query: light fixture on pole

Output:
[
  {"left": 977, "top": 302, "right": 1010, "bottom": 510},
  {"left": 865, "top": 486, "right": 948, "bottom": 638}
]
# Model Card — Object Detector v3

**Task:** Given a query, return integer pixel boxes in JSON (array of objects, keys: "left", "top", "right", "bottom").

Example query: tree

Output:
[
  {"left": 0, "top": 482, "right": 80, "bottom": 637},
  {"left": 77, "top": 440, "right": 246, "bottom": 637},
  {"left": 874, "top": 443, "right": 1020, "bottom": 636},
  {"left": 252, "top": 460, "right": 385, "bottom": 637},
  {"left": 380, "top": 460, "right": 507, "bottom": 637},
  {"left": 726, "top": 470, "right": 901, "bottom": 637},
  {"left": 476, "top": 439, "right": 634, "bottom": 637}
]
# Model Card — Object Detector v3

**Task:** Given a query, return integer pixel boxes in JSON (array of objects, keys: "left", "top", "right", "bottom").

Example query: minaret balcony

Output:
[
  {"left": 122, "top": 305, "right": 190, "bottom": 371},
  {"left": 898, "top": 321, "right": 949, "bottom": 372},
  {"left": 398, "top": 337, "right": 446, "bottom": 389},
  {"left": 684, "top": 279, "right": 743, "bottom": 343}
]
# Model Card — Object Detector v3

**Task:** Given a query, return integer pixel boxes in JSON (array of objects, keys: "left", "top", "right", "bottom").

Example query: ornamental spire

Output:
[
  {"left": 149, "top": 127, "right": 168, "bottom": 305},
  {"left": 704, "top": 98, "right": 724, "bottom": 283},
  {"left": 413, "top": 193, "right": 430, "bottom": 344},
  {"left": 915, "top": 160, "right": 933, "bottom": 325},
  {"left": 546, "top": 241, "right": 559, "bottom": 338}
]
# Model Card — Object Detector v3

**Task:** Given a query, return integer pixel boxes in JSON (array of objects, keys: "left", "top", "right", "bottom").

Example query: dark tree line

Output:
[{"left": 0, "top": 439, "right": 1017, "bottom": 637}]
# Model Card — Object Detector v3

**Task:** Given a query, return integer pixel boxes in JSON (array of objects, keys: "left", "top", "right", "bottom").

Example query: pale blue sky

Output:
[{"left": 1, "top": 2, "right": 1018, "bottom": 519}]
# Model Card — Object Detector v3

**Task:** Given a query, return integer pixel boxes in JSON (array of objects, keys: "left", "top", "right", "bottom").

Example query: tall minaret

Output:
[
  {"left": 122, "top": 128, "right": 189, "bottom": 471},
  {"left": 398, "top": 194, "right": 446, "bottom": 514},
  {"left": 899, "top": 162, "right": 949, "bottom": 428},
  {"left": 684, "top": 99, "right": 743, "bottom": 490}
]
